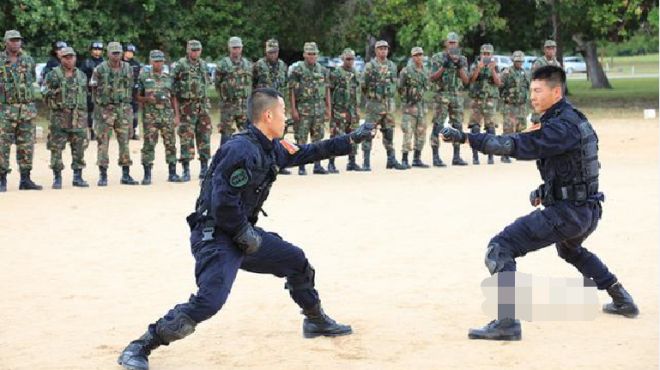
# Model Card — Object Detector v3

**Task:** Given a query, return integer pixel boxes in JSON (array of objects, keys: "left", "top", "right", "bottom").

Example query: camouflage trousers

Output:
[
  {"left": 364, "top": 99, "right": 395, "bottom": 152},
  {"left": 141, "top": 110, "right": 177, "bottom": 166},
  {"left": 468, "top": 97, "right": 498, "bottom": 130},
  {"left": 401, "top": 103, "right": 427, "bottom": 153},
  {"left": 178, "top": 99, "right": 212, "bottom": 162},
  {"left": 218, "top": 99, "right": 248, "bottom": 136},
  {"left": 502, "top": 103, "right": 528, "bottom": 134},
  {"left": 295, "top": 112, "right": 325, "bottom": 145},
  {"left": 94, "top": 103, "right": 133, "bottom": 167},
  {"left": 48, "top": 109, "right": 88, "bottom": 171},
  {"left": 330, "top": 107, "right": 359, "bottom": 155},
  {"left": 0, "top": 103, "right": 38, "bottom": 174},
  {"left": 430, "top": 92, "right": 464, "bottom": 148}
]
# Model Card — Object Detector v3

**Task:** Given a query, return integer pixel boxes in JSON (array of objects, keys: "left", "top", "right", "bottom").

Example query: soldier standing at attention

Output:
[
  {"left": 172, "top": 40, "right": 212, "bottom": 181},
  {"left": 216, "top": 36, "right": 252, "bottom": 146},
  {"left": 90, "top": 41, "right": 139, "bottom": 186},
  {"left": 500, "top": 50, "right": 530, "bottom": 163},
  {"left": 136, "top": 50, "right": 182, "bottom": 185},
  {"left": 468, "top": 43, "right": 501, "bottom": 165},
  {"left": 530, "top": 40, "right": 562, "bottom": 124},
  {"left": 43, "top": 46, "right": 90, "bottom": 189},
  {"left": 398, "top": 46, "right": 430, "bottom": 169},
  {"left": 289, "top": 42, "right": 331, "bottom": 175},
  {"left": 328, "top": 48, "right": 362, "bottom": 173},
  {"left": 363, "top": 40, "right": 405, "bottom": 170},
  {"left": 80, "top": 41, "right": 104, "bottom": 140},
  {"left": 0, "top": 30, "right": 42, "bottom": 192},
  {"left": 123, "top": 43, "right": 142, "bottom": 140}
]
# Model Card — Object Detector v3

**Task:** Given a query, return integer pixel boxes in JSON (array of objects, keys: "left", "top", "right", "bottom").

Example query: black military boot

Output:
[
  {"left": 89, "top": 128, "right": 95, "bottom": 141},
  {"left": 346, "top": 155, "right": 362, "bottom": 171},
  {"left": 98, "top": 166, "right": 108, "bottom": 187},
  {"left": 386, "top": 149, "right": 406, "bottom": 170},
  {"left": 141, "top": 165, "right": 152, "bottom": 185},
  {"left": 72, "top": 169, "right": 89, "bottom": 187},
  {"left": 468, "top": 318, "right": 521, "bottom": 341},
  {"left": 401, "top": 152, "right": 411, "bottom": 169},
  {"left": 603, "top": 282, "right": 639, "bottom": 318},
  {"left": 117, "top": 331, "right": 162, "bottom": 370},
  {"left": 181, "top": 161, "right": 191, "bottom": 182},
  {"left": 327, "top": 158, "right": 339, "bottom": 174},
  {"left": 167, "top": 163, "right": 182, "bottom": 182},
  {"left": 412, "top": 150, "right": 429, "bottom": 168},
  {"left": 470, "top": 125, "right": 480, "bottom": 165},
  {"left": 52, "top": 170, "right": 62, "bottom": 190},
  {"left": 431, "top": 146, "right": 446, "bottom": 167},
  {"left": 199, "top": 160, "right": 208, "bottom": 179},
  {"left": 302, "top": 304, "right": 353, "bottom": 338},
  {"left": 18, "top": 171, "right": 43, "bottom": 190},
  {"left": 486, "top": 127, "right": 496, "bottom": 164},
  {"left": 120, "top": 166, "right": 139, "bottom": 185},
  {"left": 279, "top": 167, "right": 291, "bottom": 175},
  {"left": 0, "top": 173, "right": 7, "bottom": 192},
  {"left": 298, "top": 164, "right": 307, "bottom": 176},
  {"left": 501, "top": 155, "right": 512, "bottom": 163},
  {"left": 452, "top": 145, "right": 468, "bottom": 166},
  {"left": 362, "top": 150, "right": 372, "bottom": 172},
  {"left": 313, "top": 161, "right": 328, "bottom": 174}
]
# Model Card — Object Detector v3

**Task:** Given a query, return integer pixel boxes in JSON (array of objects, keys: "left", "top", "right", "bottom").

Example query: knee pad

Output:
[
  {"left": 485, "top": 242, "right": 514, "bottom": 275},
  {"left": 285, "top": 262, "right": 316, "bottom": 291},
  {"left": 155, "top": 308, "right": 196, "bottom": 344}
]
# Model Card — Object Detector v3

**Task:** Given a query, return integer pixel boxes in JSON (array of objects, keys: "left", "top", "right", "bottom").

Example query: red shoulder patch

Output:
[{"left": 280, "top": 139, "right": 300, "bottom": 154}]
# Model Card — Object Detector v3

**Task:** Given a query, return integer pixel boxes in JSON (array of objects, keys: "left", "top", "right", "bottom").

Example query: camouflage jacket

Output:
[
  {"left": 289, "top": 61, "right": 328, "bottom": 104},
  {"left": 0, "top": 50, "right": 36, "bottom": 104},
  {"left": 430, "top": 51, "right": 467, "bottom": 93},
  {"left": 469, "top": 61, "right": 500, "bottom": 100},
  {"left": 138, "top": 69, "right": 173, "bottom": 114},
  {"left": 398, "top": 64, "right": 429, "bottom": 105},
  {"left": 43, "top": 66, "right": 87, "bottom": 111},
  {"left": 90, "top": 61, "right": 133, "bottom": 105},
  {"left": 215, "top": 56, "right": 252, "bottom": 102},
  {"left": 500, "top": 67, "right": 529, "bottom": 105},
  {"left": 328, "top": 66, "right": 359, "bottom": 110},
  {"left": 172, "top": 57, "right": 210, "bottom": 101},
  {"left": 363, "top": 58, "right": 397, "bottom": 101},
  {"left": 253, "top": 57, "right": 287, "bottom": 92},
  {"left": 532, "top": 56, "right": 561, "bottom": 71}
]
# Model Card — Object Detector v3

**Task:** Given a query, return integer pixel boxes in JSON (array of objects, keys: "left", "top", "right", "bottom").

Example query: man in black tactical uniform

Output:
[
  {"left": 123, "top": 43, "right": 141, "bottom": 140},
  {"left": 79, "top": 40, "right": 104, "bottom": 140}
]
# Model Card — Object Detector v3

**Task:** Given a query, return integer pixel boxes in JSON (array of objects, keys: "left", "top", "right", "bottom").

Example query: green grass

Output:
[
  {"left": 603, "top": 53, "right": 658, "bottom": 74},
  {"left": 567, "top": 77, "right": 659, "bottom": 118}
]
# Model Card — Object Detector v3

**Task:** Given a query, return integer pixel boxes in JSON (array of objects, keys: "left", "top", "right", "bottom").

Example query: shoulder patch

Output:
[
  {"left": 229, "top": 168, "right": 250, "bottom": 188},
  {"left": 524, "top": 123, "right": 542, "bottom": 132},
  {"left": 280, "top": 139, "right": 300, "bottom": 155}
]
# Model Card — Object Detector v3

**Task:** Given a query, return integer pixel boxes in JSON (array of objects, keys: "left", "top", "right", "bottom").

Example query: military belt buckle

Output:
[{"left": 202, "top": 226, "right": 215, "bottom": 241}]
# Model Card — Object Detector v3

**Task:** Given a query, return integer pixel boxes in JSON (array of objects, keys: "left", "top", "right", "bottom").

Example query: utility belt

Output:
[
  {"left": 186, "top": 209, "right": 267, "bottom": 242},
  {"left": 530, "top": 181, "right": 601, "bottom": 206}
]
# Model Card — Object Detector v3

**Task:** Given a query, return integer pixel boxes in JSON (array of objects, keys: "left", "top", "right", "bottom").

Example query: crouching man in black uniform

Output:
[
  {"left": 117, "top": 87, "right": 374, "bottom": 370},
  {"left": 441, "top": 66, "right": 638, "bottom": 341}
]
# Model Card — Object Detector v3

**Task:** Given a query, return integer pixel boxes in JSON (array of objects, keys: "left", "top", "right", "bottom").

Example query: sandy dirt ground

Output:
[{"left": 0, "top": 117, "right": 658, "bottom": 370}]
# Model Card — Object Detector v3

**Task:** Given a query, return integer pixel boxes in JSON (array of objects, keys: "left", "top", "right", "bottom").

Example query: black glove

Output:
[
  {"left": 440, "top": 126, "right": 467, "bottom": 143},
  {"left": 233, "top": 224, "right": 262, "bottom": 254},
  {"left": 442, "top": 56, "right": 453, "bottom": 69},
  {"left": 350, "top": 122, "right": 375, "bottom": 143}
]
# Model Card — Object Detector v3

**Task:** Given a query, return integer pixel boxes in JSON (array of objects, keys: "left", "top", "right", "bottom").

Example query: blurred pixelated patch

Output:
[{"left": 481, "top": 272, "right": 600, "bottom": 321}]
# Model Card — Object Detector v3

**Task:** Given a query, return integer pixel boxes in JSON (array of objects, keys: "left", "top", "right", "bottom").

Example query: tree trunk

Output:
[
  {"left": 573, "top": 34, "right": 612, "bottom": 89},
  {"left": 550, "top": 0, "right": 564, "bottom": 67}
]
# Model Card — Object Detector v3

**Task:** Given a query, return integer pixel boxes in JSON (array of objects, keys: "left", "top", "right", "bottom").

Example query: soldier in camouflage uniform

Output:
[
  {"left": 398, "top": 46, "right": 429, "bottom": 169},
  {"left": 500, "top": 50, "right": 530, "bottom": 163},
  {"left": 0, "top": 30, "right": 42, "bottom": 192},
  {"left": 172, "top": 40, "right": 212, "bottom": 181},
  {"left": 253, "top": 38, "right": 291, "bottom": 175},
  {"left": 328, "top": 48, "right": 362, "bottom": 173},
  {"left": 429, "top": 32, "right": 469, "bottom": 167},
  {"left": 216, "top": 36, "right": 252, "bottom": 146},
  {"left": 468, "top": 43, "right": 502, "bottom": 165},
  {"left": 136, "top": 50, "right": 182, "bottom": 185},
  {"left": 362, "top": 40, "right": 405, "bottom": 170},
  {"left": 530, "top": 40, "right": 561, "bottom": 124},
  {"left": 90, "top": 41, "right": 139, "bottom": 186},
  {"left": 289, "top": 42, "right": 331, "bottom": 175},
  {"left": 43, "top": 47, "right": 90, "bottom": 189}
]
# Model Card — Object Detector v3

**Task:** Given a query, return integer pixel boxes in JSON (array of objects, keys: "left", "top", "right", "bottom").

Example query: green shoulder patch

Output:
[{"left": 229, "top": 168, "right": 250, "bottom": 188}]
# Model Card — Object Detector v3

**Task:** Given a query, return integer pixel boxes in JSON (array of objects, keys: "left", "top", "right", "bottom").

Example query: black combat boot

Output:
[
  {"left": 118, "top": 331, "right": 162, "bottom": 370},
  {"left": 468, "top": 318, "right": 521, "bottom": 341},
  {"left": 412, "top": 150, "right": 429, "bottom": 168},
  {"left": 302, "top": 304, "right": 353, "bottom": 339},
  {"left": 501, "top": 155, "right": 512, "bottom": 163},
  {"left": 431, "top": 146, "right": 446, "bottom": 167},
  {"left": 470, "top": 125, "right": 480, "bottom": 165},
  {"left": 279, "top": 167, "right": 291, "bottom": 175},
  {"left": 486, "top": 127, "right": 496, "bottom": 164},
  {"left": 603, "top": 282, "right": 639, "bottom": 318},
  {"left": 52, "top": 170, "right": 62, "bottom": 190},
  {"left": 167, "top": 163, "right": 182, "bottom": 182},
  {"left": 199, "top": 159, "right": 208, "bottom": 179},
  {"left": 401, "top": 152, "right": 411, "bottom": 169},
  {"left": 89, "top": 128, "right": 95, "bottom": 141},
  {"left": 141, "top": 164, "right": 152, "bottom": 185},
  {"left": 98, "top": 166, "right": 108, "bottom": 187},
  {"left": 386, "top": 149, "right": 406, "bottom": 170},
  {"left": 120, "top": 166, "right": 139, "bottom": 185},
  {"left": 298, "top": 164, "right": 307, "bottom": 176},
  {"left": 327, "top": 158, "right": 339, "bottom": 174},
  {"left": 18, "top": 171, "right": 43, "bottom": 190},
  {"left": 346, "top": 155, "right": 362, "bottom": 171},
  {"left": 452, "top": 145, "right": 468, "bottom": 166},
  {"left": 313, "top": 161, "right": 328, "bottom": 174},
  {"left": 0, "top": 173, "right": 7, "bottom": 192},
  {"left": 72, "top": 169, "right": 89, "bottom": 187},
  {"left": 362, "top": 150, "right": 371, "bottom": 172},
  {"left": 181, "top": 161, "right": 191, "bottom": 182}
]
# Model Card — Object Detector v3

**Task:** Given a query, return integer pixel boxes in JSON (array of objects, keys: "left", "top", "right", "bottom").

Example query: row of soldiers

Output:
[{"left": 0, "top": 29, "right": 561, "bottom": 191}]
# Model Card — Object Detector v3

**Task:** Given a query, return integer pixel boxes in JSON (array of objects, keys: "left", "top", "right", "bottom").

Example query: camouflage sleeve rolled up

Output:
[{"left": 397, "top": 68, "right": 407, "bottom": 96}]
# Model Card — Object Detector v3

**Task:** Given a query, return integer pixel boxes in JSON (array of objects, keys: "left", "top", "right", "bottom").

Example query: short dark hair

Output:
[
  {"left": 248, "top": 88, "right": 282, "bottom": 123},
  {"left": 532, "top": 65, "right": 566, "bottom": 91}
]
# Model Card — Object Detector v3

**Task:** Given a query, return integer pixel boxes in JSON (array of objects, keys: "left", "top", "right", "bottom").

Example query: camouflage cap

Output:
[
  {"left": 341, "top": 48, "right": 356, "bottom": 59},
  {"left": 228, "top": 36, "right": 243, "bottom": 48},
  {"left": 512, "top": 50, "right": 525, "bottom": 62},
  {"left": 149, "top": 49, "right": 165, "bottom": 61},
  {"left": 303, "top": 42, "right": 319, "bottom": 54},
  {"left": 544, "top": 39, "right": 557, "bottom": 48},
  {"left": 266, "top": 39, "right": 279, "bottom": 52},
  {"left": 60, "top": 47, "right": 76, "bottom": 56},
  {"left": 187, "top": 40, "right": 202, "bottom": 50},
  {"left": 107, "top": 41, "right": 122, "bottom": 53},
  {"left": 375, "top": 40, "right": 389, "bottom": 49},
  {"left": 410, "top": 46, "right": 424, "bottom": 56},
  {"left": 4, "top": 30, "right": 22, "bottom": 41},
  {"left": 480, "top": 43, "right": 494, "bottom": 53},
  {"left": 446, "top": 32, "right": 459, "bottom": 42}
]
